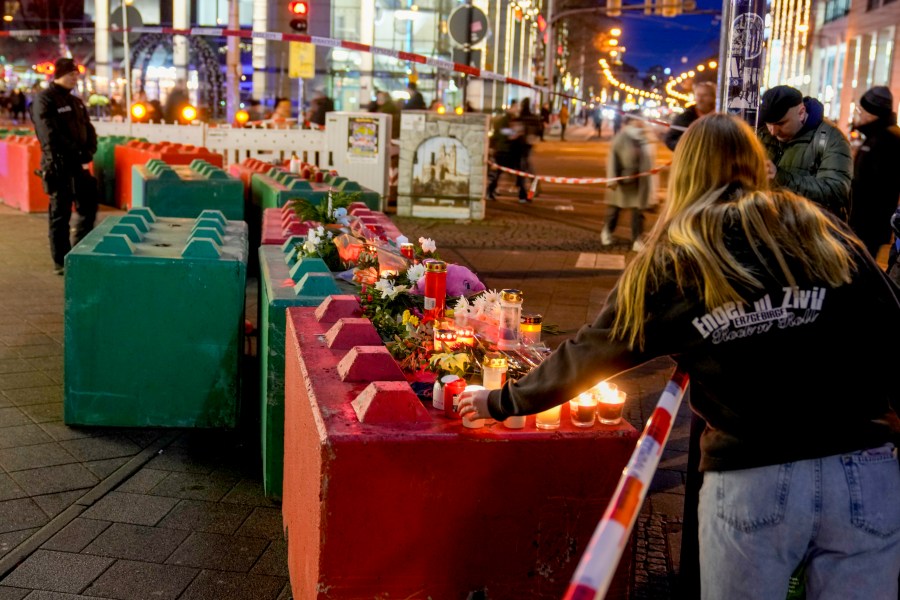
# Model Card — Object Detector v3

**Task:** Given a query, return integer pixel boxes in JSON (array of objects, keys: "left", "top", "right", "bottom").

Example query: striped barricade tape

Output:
[
  {"left": 562, "top": 370, "right": 690, "bottom": 600},
  {"left": 489, "top": 162, "right": 670, "bottom": 186},
  {"left": 8, "top": 26, "right": 691, "bottom": 112}
]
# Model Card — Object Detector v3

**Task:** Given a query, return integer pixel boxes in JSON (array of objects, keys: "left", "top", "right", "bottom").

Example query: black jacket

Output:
[
  {"left": 850, "top": 116, "right": 900, "bottom": 253},
  {"left": 30, "top": 83, "right": 97, "bottom": 174},
  {"left": 404, "top": 90, "right": 426, "bottom": 110},
  {"left": 488, "top": 198, "right": 900, "bottom": 472},
  {"left": 664, "top": 105, "right": 702, "bottom": 151}
]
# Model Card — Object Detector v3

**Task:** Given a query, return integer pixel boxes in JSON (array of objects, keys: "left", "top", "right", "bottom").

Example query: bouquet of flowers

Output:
[{"left": 297, "top": 225, "right": 342, "bottom": 271}]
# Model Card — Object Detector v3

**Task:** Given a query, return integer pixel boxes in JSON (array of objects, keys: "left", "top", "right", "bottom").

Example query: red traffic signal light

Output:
[{"left": 289, "top": 1, "right": 309, "bottom": 31}]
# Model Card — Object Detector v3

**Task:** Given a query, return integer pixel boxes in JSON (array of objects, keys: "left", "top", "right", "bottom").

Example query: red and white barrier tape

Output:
[
  {"left": 563, "top": 370, "right": 690, "bottom": 600},
  {"left": 489, "top": 161, "right": 670, "bottom": 185}
]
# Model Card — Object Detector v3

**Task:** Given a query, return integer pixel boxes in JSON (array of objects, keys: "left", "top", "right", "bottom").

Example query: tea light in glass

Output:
[
  {"left": 461, "top": 385, "right": 486, "bottom": 429},
  {"left": 520, "top": 314, "right": 543, "bottom": 346},
  {"left": 497, "top": 289, "right": 524, "bottom": 350},
  {"left": 400, "top": 243, "right": 415, "bottom": 261},
  {"left": 597, "top": 389, "right": 626, "bottom": 425},
  {"left": 433, "top": 327, "right": 457, "bottom": 352},
  {"left": 456, "top": 326, "right": 475, "bottom": 347},
  {"left": 569, "top": 392, "right": 598, "bottom": 428},
  {"left": 535, "top": 404, "right": 562, "bottom": 430}
]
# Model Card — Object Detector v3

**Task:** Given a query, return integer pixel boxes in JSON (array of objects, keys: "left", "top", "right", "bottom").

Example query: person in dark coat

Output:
[
  {"left": 486, "top": 102, "right": 527, "bottom": 201},
  {"left": 307, "top": 89, "right": 334, "bottom": 127},
  {"left": 849, "top": 86, "right": 900, "bottom": 258},
  {"left": 664, "top": 81, "right": 715, "bottom": 151},
  {"left": 404, "top": 82, "right": 426, "bottom": 110},
  {"left": 163, "top": 80, "right": 190, "bottom": 124},
  {"left": 30, "top": 57, "right": 98, "bottom": 274}
]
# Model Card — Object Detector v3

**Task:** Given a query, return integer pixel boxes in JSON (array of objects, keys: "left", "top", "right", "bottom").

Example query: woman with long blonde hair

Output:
[{"left": 460, "top": 114, "right": 900, "bottom": 598}]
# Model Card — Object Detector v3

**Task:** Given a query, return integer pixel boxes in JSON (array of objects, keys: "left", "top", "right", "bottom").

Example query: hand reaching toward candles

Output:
[{"left": 457, "top": 388, "right": 491, "bottom": 421}]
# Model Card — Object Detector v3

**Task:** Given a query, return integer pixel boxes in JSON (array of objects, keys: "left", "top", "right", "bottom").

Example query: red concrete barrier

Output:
[
  {"left": 114, "top": 141, "right": 224, "bottom": 209},
  {"left": 228, "top": 157, "right": 272, "bottom": 200},
  {"left": 282, "top": 300, "right": 638, "bottom": 600},
  {"left": 0, "top": 136, "right": 49, "bottom": 213}
]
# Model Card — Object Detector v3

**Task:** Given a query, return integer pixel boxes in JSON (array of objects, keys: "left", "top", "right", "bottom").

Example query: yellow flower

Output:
[
  {"left": 408, "top": 315, "right": 419, "bottom": 327},
  {"left": 402, "top": 310, "right": 411, "bottom": 324}
]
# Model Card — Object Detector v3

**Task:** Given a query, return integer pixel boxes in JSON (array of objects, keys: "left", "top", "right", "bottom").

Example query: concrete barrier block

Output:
[
  {"left": 314, "top": 295, "right": 361, "bottom": 323},
  {"left": 352, "top": 381, "right": 431, "bottom": 424},
  {"left": 324, "top": 318, "right": 383, "bottom": 349},
  {"left": 336, "top": 346, "right": 406, "bottom": 382}
]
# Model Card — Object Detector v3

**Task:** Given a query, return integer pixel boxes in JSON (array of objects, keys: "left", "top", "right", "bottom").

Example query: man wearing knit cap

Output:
[
  {"left": 849, "top": 86, "right": 900, "bottom": 258},
  {"left": 758, "top": 84, "right": 852, "bottom": 221},
  {"left": 30, "top": 57, "right": 98, "bottom": 275}
]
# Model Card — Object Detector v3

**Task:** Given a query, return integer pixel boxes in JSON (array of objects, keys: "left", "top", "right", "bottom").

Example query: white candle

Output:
[{"left": 462, "top": 385, "right": 486, "bottom": 429}]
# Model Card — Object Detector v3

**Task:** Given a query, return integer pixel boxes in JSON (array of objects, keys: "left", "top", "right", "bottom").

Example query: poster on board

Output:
[{"left": 347, "top": 117, "right": 380, "bottom": 162}]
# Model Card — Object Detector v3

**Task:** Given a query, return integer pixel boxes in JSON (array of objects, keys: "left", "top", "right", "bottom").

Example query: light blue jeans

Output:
[{"left": 699, "top": 445, "right": 900, "bottom": 599}]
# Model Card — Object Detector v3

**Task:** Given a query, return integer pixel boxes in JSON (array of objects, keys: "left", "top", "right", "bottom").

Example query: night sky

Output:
[{"left": 615, "top": 0, "right": 724, "bottom": 74}]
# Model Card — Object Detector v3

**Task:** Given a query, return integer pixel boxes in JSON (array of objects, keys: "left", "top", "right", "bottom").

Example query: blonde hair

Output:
[{"left": 611, "top": 114, "right": 859, "bottom": 349}]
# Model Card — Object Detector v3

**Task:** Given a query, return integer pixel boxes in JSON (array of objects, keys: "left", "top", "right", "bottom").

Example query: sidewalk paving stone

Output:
[
  {"left": 81, "top": 492, "right": 179, "bottom": 527},
  {"left": 82, "top": 560, "right": 198, "bottom": 600},
  {"left": 41, "top": 519, "right": 112, "bottom": 554},
  {"left": 165, "top": 532, "right": 270, "bottom": 572},
  {"left": 8, "top": 464, "right": 97, "bottom": 497},
  {"left": 83, "top": 522, "right": 189, "bottom": 562},
  {"left": 156, "top": 500, "right": 253, "bottom": 535},
  {"left": 0, "top": 499, "right": 47, "bottom": 534},
  {"left": 0, "top": 550, "right": 114, "bottom": 594},
  {"left": 0, "top": 443, "right": 78, "bottom": 473},
  {"left": 148, "top": 471, "right": 240, "bottom": 503},
  {"left": 178, "top": 571, "right": 286, "bottom": 600}
]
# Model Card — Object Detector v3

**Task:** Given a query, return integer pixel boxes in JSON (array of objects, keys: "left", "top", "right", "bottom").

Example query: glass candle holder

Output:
[
  {"left": 520, "top": 314, "right": 543, "bottom": 346},
  {"left": 456, "top": 326, "right": 475, "bottom": 347},
  {"left": 443, "top": 376, "right": 466, "bottom": 419},
  {"left": 400, "top": 243, "right": 415, "bottom": 261},
  {"left": 535, "top": 404, "right": 562, "bottom": 430},
  {"left": 423, "top": 260, "right": 447, "bottom": 323},
  {"left": 461, "top": 385, "right": 486, "bottom": 429},
  {"left": 434, "top": 326, "right": 457, "bottom": 352},
  {"left": 569, "top": 392, "right": 598, "bottom": 428},
  {"left": 497, "top": 289, "right": 524, "bottom": 351},
  {"left": 598, "top": 390, "right": 626, "bottom": 425}
]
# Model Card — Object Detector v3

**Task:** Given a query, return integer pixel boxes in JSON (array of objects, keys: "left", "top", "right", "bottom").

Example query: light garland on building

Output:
[
  {"left": 664, "top": 60, "right": 718, "bottom": 105},
  {"left": 764, "top": 0, "right": 810, "bottom": 88},
  {"left": 599, "top": 58, "right": 665, "bottom": 103}
]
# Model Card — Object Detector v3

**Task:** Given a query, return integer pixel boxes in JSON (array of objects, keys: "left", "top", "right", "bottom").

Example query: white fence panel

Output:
[{"left": 203, "top": 127, "right": 327, "bottom": 168}]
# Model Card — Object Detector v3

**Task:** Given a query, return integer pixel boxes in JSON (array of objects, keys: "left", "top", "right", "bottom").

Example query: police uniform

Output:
[{"left": 30, "top": 57, "right": 98, "bottom": 272}]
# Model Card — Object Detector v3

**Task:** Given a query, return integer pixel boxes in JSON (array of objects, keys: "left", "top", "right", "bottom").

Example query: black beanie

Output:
[
  {"left": 53, "top": 57, "right": 78, "bottom": 79},
  {"left": 860, "top": 86, "right": 894, "bottom": 118}
]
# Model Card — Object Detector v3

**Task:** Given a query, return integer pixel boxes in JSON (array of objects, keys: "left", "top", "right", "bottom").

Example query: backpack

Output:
[{"left": 811, "top": 124, "right": 852, "bottom": 222}]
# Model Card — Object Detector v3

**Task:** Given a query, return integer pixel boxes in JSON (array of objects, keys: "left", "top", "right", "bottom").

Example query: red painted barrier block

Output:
[
  {"left": 262, "top": 208, "right": 308, "bottom": 245},
  {"left": 324, "top": 318, "right": 383, "bottom": 349},
  {"left": 336, "top": 346, "right": 406, "bottom": 382},
  {"left": 0, "top": 136, "right": 48, "bottom": 212},
  {"left": 228, "top": 157, "right": 271, "bottom": 198},
  {"left": 314, "top": 295, "right": 361, "bottom": 323},
  {"left": 351, "top": 381, "right": 431, "bottom": 424},
  {"left": 282, "top": 307, "right": 638, "bottom": 600}
]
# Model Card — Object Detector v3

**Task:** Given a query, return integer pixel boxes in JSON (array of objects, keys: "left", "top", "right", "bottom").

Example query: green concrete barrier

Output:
[
  {"left": 250, "top": 168, "right": 331, "bottom": 210},
  {"left": 258, "top": 242, "right": 340, "bottom": 499},
  {"left": 64, "top": 208, "right": 249, "bottom": 428},
  {"left": 131, "top": 159, "right": 244, "bottom": 220},
  {"left": 94, "top": 135, "right": 145, "bottom": 206}
]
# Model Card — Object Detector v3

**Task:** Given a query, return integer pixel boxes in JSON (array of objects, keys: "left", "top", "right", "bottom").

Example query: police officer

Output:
[{"left": 30, "top": 57, "right": 98, "bottom": 274}]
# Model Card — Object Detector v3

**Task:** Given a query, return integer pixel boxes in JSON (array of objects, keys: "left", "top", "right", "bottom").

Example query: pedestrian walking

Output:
[
  {"left": 459, "top": 113, "right": 900, "bottom": 599},
  {"left": 30, "top": 57, "right": 98, "bottom": 275},
  {"left": 306, "top": 88, "right": 334, "bottom": 127},
  {"left": 486, "top": 102, "right": 528, "bottom": 202},
  {"left": 512, "top": 97, "right": 542, "bottom": 202},
  {"left": 163, "top": 79, "right": 190, "bottom": 124},
  {"left": 758, "top": 85, "right": 852, "bottom": 221},
  {"left": 664, "top": 81, "right": 715, "bottom": 151},
  {"left": 540, "top": 102, "right": 551, "bottom": 141},
  {"left": 848, "top": 86, "right": 900, "bottom": 258},
  {"left": 403, "top": 81, "right": 426, "bottom": 110},
  {"left": 559, "top": 102, "right": 569, "bottom": 141},
  {"left": 603, "top": 110, "right": 654, "bottom": 251}
]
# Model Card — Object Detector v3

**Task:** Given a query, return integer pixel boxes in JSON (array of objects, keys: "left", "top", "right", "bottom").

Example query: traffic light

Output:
[
  {"left": 289, "top": 1, "right": 309, "bottom": 33},
  {"left": 606, "top": 0, "right": 622, "bottom": 16}
]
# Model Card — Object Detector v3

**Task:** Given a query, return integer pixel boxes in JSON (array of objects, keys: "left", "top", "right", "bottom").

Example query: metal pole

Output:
[
  {"left": 122, "top": 1, "right": 132, "bottom": 134},
  {"left": 720, "top": 0, "right": 766, "bottom": 128},
  {"left": 543, "top": 0, "right": 555, "bottom": 109},
  {"left": 226, "top": 0, "right": 240, "bottom": 123},
  {"left": 463, "top": 0, "right": 473, "bottom": 107}
]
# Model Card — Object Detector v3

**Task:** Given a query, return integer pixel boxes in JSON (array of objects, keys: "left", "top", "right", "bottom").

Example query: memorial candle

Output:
[
  {"left": 519, "top": 314, "right": 543, "bottom": 345},
  {"left": 423, "top": 260, "right": 447, "bottom": 323},
  {"left": 497, "top": 289, "right": 524, "bottom": 351},
  {"left": 400, "top": 243, "right": 415, "bottom": 261},
  {"left": 535, "top": 404, "right": 561, "bottom": 430},
  {"left": 456, "top": 326, "right": 475, "bottom": 347},
  {"left": 596, "top": 384, "right": 626, "bottom": 425},
  {"left": 569, "top": 392, "right": 598, "bottom": 428}
]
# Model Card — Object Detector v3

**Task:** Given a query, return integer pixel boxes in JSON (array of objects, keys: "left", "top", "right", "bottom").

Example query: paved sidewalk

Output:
[{"left": 0, "top": 198, "right": 686, "bottom": 599}]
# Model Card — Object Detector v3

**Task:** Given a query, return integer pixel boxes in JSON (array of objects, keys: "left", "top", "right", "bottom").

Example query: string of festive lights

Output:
[
  {"left": 598, "top": 58, "right": 666, "bottom": 104},
  {"left": 664, "top": 59, "right": 718, "bottom": 104},
  {"left": 764, "top": 0, "right": 810, "bottom": 88}
]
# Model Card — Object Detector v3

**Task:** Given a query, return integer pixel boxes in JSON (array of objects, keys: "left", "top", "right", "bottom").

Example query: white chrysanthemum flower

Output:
[
  {"left": 374, "top": 278, "right": 394, "bottom": 296},
  {"left": 302, "top": 238, "right": 318, "bottom": 254},
  {"left": 482, "top": 289, "right": 501, "bottom": 305},
  {"left": 472, "top": 296, "right": 487, "bottom": 317},
  {"left": 383, "top": 284, "right": 408, "bottom": 300},
  {"left": 418, "top": 237, "right": 437, "bottom": 253},
  {"left": 406, "top": 263, "right": 426, "bottom": 286},
  {"left": 454, "top": 295, "right": 471, "bottom": 311}
]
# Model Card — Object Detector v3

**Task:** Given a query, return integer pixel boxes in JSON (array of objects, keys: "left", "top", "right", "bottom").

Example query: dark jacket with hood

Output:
[
  {"left": 30, "top": 82, "right": 97, "bottom": 175},
  {"left": 758, "top": 97, "right": 853, "bottom": 220},
  {"left": 664, "top": 104, "right": 702, "bottom": 151},
  {"left": 849, "top": 114, "right": 900, "bottom": 255},
  {"left": 486, "top": 187, "right": 900, "bottom": 472}
]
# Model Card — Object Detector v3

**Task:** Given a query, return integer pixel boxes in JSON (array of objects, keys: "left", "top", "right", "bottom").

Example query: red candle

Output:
[
  {"left": 443, "top": 377, "right": 466, "bottom": 419},
  {"left": 400, "top": 243, "right": 415, "bottom": 261},
  {"left": 423, "top": 260, "right": 447, "bottom": 323}
]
